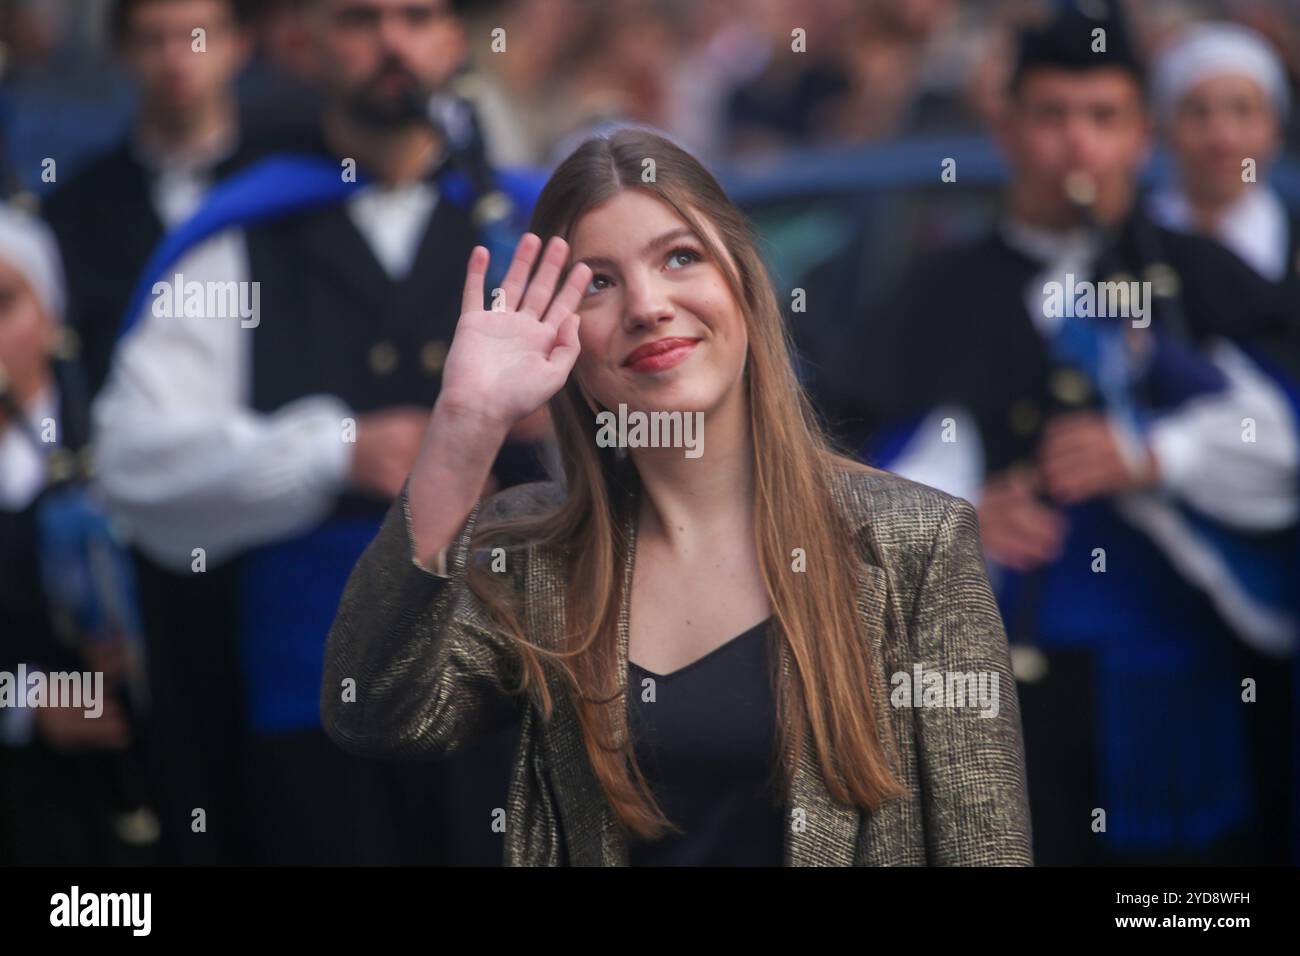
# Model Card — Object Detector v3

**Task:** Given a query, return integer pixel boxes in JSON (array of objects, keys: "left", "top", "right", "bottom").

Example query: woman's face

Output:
[
  {"left": 567, "top": 189, "right": 749, "bottom": 421},
  {"left": 1170, "top": 73, "right": 1280, "bottom": 205}
]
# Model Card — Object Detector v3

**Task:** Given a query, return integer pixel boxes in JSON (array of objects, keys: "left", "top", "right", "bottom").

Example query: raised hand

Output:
[
  {"left": 436, "top": 233, "right": 592, "bottom": 432},
  {"left": 406, "top": 234, "right": 592, "bottom": 568}
]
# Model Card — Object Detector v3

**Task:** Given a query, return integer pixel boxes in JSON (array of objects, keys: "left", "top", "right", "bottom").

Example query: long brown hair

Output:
[{"left": 466, "top": 127, "right": 903, "bottom": 839}]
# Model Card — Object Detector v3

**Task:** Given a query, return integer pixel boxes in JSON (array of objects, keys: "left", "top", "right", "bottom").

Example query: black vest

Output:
[
  {"left": 243, "top": 184, "right": 478, "bottom": 520},
  {"left": 42, "top": 139, "right": 265, "bottom": 399},
  {"left": 865, "top": 207, "right": 1300, "bottom": 474}
]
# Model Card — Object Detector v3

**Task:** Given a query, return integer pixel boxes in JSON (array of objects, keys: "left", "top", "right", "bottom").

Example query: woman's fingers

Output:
[
  {"left": 519, "top": 236, "right": 570, "bottom": 319},
  {"left": 541, "top": 261, "right": 591, "bottom": 328},
  {"left": 498, "top": 232, "right": 543, "bottom": 312},
  {"left": 548, "top": 312, "right": 581, "bottom": 367},
  {"left": 466, "top": 234, "right": 584, "bottom": 333},
  {"left": 461, "top": 245, "right": 488, "bottom": 315}
]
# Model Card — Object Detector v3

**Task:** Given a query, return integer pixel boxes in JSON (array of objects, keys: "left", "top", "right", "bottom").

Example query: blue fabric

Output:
[
  {"left": 1045, "top": 313, "right": 1292, "bottom": 626},
  {"left": 1177, "top": 507, "right": 1298, "bottom": 621},
  {"left": 36, "top": 485, "right": 143, "bottom": 644},
  {"left": 462, "top": 166, "right": 549, "bottom": 293},
  {"left": 1046, "top": 308, "right": 1138, "bottom": 425},
  {"left": 994, "top": 333, "right": 1300, "bottom": 857},
  {"left": 1043, "top": 304, "right": 1228, "bottom": 432},
  {"left": 859, "top": 413, "right": 926, "bottom": 469},
  {"left": 1294, "top": 650, "right": 1300, "bottom": 863},
  {"left": 1140, "top": 342, "right": 1300, "bottom": 626},
  {"left": 1141, "top": 334, "right": 1229, "bottom": 410},
  {"left": 238, "top": 518, "right": 382, "bottom": 733},
  {"left": 997, "top": 498, "right": 1253, "bottom": 853},
  {"left": 117, "top": 154, "right": 548, "bottom": 342},
  {"left": 118, "top": 154, "right": 363, "bottom": 341},
  {"left": 865, "top": 400, "right": 1262, "bottom": 851},
  {"left": 1237, "top": 344, "right": 1300, "bottom": 864}
]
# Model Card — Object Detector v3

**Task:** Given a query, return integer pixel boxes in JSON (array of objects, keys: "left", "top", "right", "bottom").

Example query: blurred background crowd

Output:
[
  {"left": 1, "top": 0, "right": 1299, "bottom": 867},
  {"left": 6, "top": 0, "right": 1300, "bottom": 180}
]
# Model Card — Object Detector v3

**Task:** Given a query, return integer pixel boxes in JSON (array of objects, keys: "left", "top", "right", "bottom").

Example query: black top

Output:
[{"left": 625, "top": 617, "right": 786, "bottom": 866}]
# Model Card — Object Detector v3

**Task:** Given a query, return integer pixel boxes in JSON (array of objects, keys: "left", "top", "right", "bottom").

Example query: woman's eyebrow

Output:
[
  {"left": 576, "top": 226, "right": 699, "bottom": 272},
  {"left": 643, "top": 226, "right": 698, "bottom": 255}
]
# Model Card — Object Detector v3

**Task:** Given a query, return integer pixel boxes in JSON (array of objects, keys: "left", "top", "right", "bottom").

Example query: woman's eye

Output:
[
  {"left": 585, "top": 274, "right": 611, "bottom": 295},
  {"left": 666, "top": 247, "right": 701, "bottom": 270}
]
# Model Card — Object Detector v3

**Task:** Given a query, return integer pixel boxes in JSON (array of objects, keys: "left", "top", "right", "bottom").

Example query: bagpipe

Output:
[
  {"left": 1042, "top": 171, "right": 1221, "bottom": 433},
  {"left": 1008, "top": 170, "right": 1300, "bottom": 657},
  {"left": 0, "top": 48, "right": 158, "bottom": 844},
  {"left": 0, "top": 334, "right": 158, "bottom": 846}
]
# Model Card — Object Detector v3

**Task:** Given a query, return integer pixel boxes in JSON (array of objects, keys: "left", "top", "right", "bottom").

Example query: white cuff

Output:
[
  {"left": 270, "top": 394, "right": 357, "bottom": 495},
  {"left": 1142, "top": 417, "right": 1194, "bottom": 491}
]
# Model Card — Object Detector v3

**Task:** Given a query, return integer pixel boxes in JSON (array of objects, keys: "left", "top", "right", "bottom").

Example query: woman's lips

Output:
[{"left": 622, "top": 337, "right": 700, "bottom": 373}]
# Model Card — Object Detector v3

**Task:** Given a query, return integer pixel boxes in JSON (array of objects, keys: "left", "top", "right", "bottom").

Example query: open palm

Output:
[{"left": 438, "top": 233, "right": 592, "bottom": 429}]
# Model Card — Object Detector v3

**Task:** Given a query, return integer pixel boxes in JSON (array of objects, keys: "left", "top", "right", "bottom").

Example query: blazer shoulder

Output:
[
  {"left": 832, "top": 466, "right": 974, "bottom": 562},
  {"left": 834, "top": 465, "right": 969, "bottom": 525}
]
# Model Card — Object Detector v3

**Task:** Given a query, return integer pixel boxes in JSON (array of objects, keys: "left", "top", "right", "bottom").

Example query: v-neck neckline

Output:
[
  {"left": 627, "top": 616, "right": 772, "bottom": 681},
  {"left": 590, "top": 472, "right": 883, "bottom": 866}
]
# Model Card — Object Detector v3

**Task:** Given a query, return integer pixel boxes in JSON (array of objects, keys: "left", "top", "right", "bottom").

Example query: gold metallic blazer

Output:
[{"left": 322, "top": 468, "right": 1034, "bottom": 866}]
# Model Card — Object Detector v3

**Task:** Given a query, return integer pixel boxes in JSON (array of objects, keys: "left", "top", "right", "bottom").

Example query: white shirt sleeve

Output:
[
  {"left": 1145, "top": 337, "right": 1299, "bottom": 531},
  {"left": 91, "top": 227, "right": 355, "bottom": 572}
]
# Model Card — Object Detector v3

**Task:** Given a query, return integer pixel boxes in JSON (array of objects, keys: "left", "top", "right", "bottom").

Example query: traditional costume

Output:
[
  {"left": 93, "top": 95, "right": 546, "bottom": 864},
  {"left": 849, "top": 2, "right": 1300, "bottom": 863}
]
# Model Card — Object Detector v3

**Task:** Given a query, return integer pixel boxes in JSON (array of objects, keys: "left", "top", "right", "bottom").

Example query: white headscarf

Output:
[
  {"left": 1152, "top": 22, "right": 1291, "bottom": 124},
  {"left": 0, "top": 202, "right": 67, "bottom": 324}
]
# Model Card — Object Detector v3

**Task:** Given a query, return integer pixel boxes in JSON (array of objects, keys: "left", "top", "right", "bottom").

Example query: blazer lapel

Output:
[
  {"left": 781, "top": 558, "right": 896, "bottom": 866},
  {"left": 528, "top": 507, "right": 637, "bottom": 866}
]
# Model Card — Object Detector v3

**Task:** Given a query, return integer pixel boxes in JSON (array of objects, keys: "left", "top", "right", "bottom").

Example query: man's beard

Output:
[{"left": 345, "top": 60, "right": 432, "bottom": 130}]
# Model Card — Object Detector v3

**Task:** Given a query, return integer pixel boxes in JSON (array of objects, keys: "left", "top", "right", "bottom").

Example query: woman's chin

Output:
[{"left": 614, "top": 388, "right": 718, "bottom": 417}]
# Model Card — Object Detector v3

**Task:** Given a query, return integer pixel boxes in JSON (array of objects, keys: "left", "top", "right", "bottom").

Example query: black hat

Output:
[{"left": 1011, "top": 0, "right": 1146, "bottom": 93}]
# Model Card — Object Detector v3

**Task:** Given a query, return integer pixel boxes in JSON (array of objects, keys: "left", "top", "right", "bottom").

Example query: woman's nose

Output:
[{"left": 622, "top": 273, "right": 674, "bottom": 330}]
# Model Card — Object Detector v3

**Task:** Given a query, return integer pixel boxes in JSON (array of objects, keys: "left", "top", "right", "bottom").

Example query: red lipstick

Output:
[{"left": 621, "top": 337, "right": 701, "bottom": 373}]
